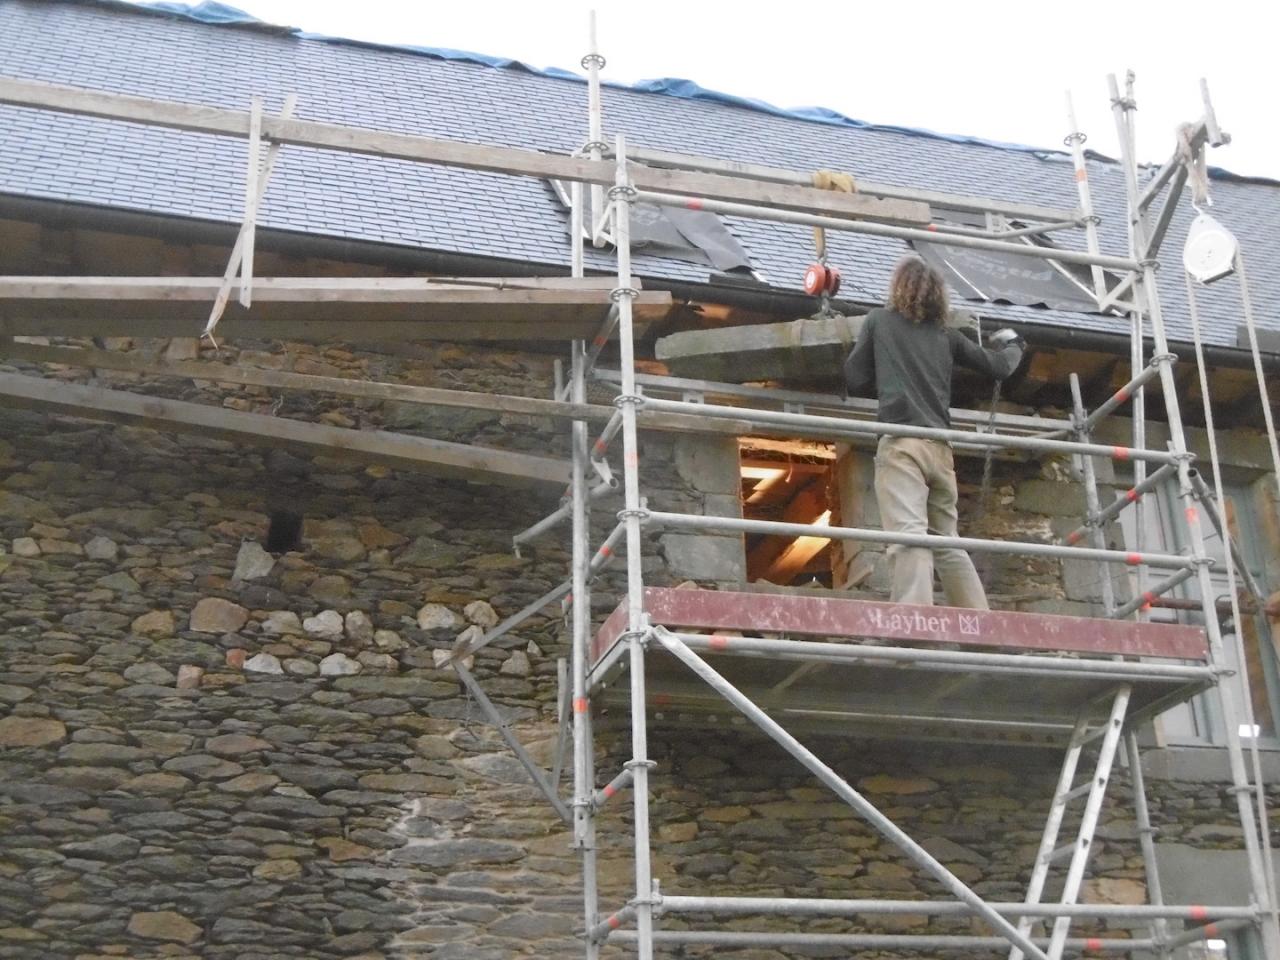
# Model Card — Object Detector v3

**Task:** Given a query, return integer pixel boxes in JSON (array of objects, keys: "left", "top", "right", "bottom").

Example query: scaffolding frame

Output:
[
  {"left": 547, "top": 45, "right": 1279, "bottom": 960},
  {"left": 0, "top": 44, "right": 1275, "bottom": 960}
]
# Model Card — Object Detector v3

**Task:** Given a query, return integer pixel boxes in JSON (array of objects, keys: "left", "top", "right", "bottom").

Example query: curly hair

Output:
[{"left": 887, "top": 255, "right": 949, "bottom": 325}]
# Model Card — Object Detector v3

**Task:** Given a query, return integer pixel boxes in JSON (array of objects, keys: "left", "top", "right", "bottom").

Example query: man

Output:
[{"left": 844, "top": 255, "right": 1024, "bottom": 609}]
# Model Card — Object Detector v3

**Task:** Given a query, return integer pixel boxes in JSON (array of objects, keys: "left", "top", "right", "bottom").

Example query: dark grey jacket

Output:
[{"left": 843, "top": 308, "right": 1022, "bottom": 429}]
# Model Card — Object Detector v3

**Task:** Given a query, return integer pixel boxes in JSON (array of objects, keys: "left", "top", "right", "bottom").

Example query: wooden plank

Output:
[
  {"left": 0, "top": 77, "right": 929, "bottom": 224},
  {"left": 0, "top": 371, "right": 570, "bottom": 488},
  {"left": 626, "top": 145, "right": 1078, "bottom": 224},
  {"left": 0, "top": 314, "right": 663, "bottom": 342},
  {"left": 0, "top": 340, "right": 766, "bottom": 441},
  {"left": 0, "top": 275, "right": 630, "bottom": 300},
  {"left": 0, "top": 275, "right": 673, "bottom": 338},
  {"left": 591, "top": 587, "right": 1208, "bottom": 664}
]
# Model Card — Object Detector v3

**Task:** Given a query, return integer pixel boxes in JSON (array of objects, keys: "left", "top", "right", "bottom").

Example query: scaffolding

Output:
[{"left": 0, "top": 27, "right": 1277, "bottom": 960}]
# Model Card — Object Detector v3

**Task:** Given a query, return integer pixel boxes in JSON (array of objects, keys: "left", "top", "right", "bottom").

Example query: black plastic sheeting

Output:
[{"left": 914, "top": 240, "right": 1101, "bottom": 313}]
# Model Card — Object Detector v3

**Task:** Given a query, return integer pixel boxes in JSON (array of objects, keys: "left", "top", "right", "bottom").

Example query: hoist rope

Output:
[{"left": 1184, "top": 265, "right": 1278, "bottom": 925}]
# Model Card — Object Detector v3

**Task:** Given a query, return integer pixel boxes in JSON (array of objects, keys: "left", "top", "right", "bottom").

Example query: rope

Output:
[
  {"left": 1176, "top": 123, "right": 1211, "bottom": 209},
  {"left": 1184, "top": 268, "right": 1279, "bottom": 925},
  {"left": 1236, "top": 250, "right": 1280, "bottom": 517},
  {"left": 809, "top": 169, "right": 857, "bottom": 265}
]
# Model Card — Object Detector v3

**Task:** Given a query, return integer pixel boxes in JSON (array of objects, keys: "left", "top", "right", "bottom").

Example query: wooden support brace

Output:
[{"left": 206, "top": 93, "right": 298, "bottom": 338}]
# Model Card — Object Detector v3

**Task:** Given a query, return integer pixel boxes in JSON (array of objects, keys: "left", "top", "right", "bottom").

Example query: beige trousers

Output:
[{"left": 873, "top": 436, "right": 989, "bottom": 609}]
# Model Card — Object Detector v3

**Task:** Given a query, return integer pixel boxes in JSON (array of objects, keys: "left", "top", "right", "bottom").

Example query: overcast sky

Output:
[{"left": 147, "top": 0, "right": 1275, "bottom": 181}]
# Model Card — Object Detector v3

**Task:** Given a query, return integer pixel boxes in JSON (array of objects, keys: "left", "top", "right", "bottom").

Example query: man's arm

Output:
[
  {"left": 949, "top": 327, "right": 1024, "bottom": 381},
  {"left": 844, "top": 313, "right": 877, "bottom": 397}
]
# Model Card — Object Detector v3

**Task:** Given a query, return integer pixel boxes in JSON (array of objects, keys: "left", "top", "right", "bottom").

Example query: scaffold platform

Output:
[{"left": 590, "top": 588, "right": 1213, "bottom": 745}]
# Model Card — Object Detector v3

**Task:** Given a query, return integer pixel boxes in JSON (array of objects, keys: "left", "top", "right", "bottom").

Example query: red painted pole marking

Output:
[
  {"left": 573, "top": 697, "right": 589, "bottom": 713},
  {"left": 1185, "top": 506, "right": 1199, "bottom": 525},
  {"left": 1126, "top": 487, "right": 1140, "bottom": 502},
  {"left": 592, "top": 335, "right": 607, "bottom": 347},
  {"left": 598, "top": 545, "right": 612, "bottom": 557},
  {"left": 603, "top": 784, "right": 616, "bottom": 798},
  {"left": 1066, "top": 530, "right": 1083, "bottom": 544},
  {"left": 1204, "top": 922, "right": 1220, "bottom": 938},
  {"left": 1190, "top": 905, "right": 1208, "bottom": 920},
  {"left": 1115, "top": 386, "right": 1130, "bottom": 403},
  {"left": 1085, "top": 937, "right": 1103, "bottom": 952},
  {"left": 1112, "top": 446, "right": 1131, "bottom": 461},
  {"left": 685, "top": 199, "right": 703, "bottom": 210},
  {"left": 709, "top": 634, "right": 730, "bottom": 650}
]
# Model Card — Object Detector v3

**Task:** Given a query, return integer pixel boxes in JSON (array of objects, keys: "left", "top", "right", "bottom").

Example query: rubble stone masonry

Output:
[{"left": 0, "top": 338, "right": 1273, "bottom": 959}]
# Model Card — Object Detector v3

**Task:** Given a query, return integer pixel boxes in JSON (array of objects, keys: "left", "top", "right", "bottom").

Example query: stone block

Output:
[
  {"left": 1013, "top": 479, "right": 1088, "bottom": 517},
  {"left": 0, "top": 715, "right": 66, "bottom": 747},
  {"left": 190, "top": 598, "right": 249, "bottom": 634},
  {"left": 673, "top": 436, "right": 741, "bottom": 495},
  {"left": 232, "top": 541, "right": 275, "bottom": 581},
  {"left": 656, "top": 313, "right": 864, "bottom": 383},
  {"left": 128, "top": 910, "right": 202, "bottom": 944},
  {"left": 660, "top": 532, "right": 746, "bottom": 583}
]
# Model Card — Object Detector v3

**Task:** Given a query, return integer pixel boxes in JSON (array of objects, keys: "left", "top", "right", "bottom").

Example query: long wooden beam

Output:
[
  {"left": 0, "top": 276, "right": 673, "bottom": 341},
  {"left": 625, "top": 145, "right": 1080, "bottom": 224},
  {"left": 0, "top": 340, "right": 760, "bottom": 440},
  {"left": 0, "top": 371, "right": 570, "bottom": 488},
  {"left": 0, "top": 76, "right": 929, "bottom": 225},
  {"left": 0, "top": 315, "right": 650, "bottom": 342},
  {"left": 0, "top": 276, "right": 621, "bottom": 299}
]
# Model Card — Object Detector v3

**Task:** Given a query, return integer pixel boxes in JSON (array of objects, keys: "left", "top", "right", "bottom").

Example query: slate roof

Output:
[{"left": 1, "top": 0, "right": 1278, "bottom": 351}]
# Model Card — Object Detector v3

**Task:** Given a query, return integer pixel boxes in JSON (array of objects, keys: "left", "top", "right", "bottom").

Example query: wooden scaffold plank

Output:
[{"left": 0, "top": 371, "right": 570, "bottom": 488}]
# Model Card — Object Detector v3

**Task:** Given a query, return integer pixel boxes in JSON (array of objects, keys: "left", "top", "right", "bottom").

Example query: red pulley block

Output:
[
  {"left": 824, "top": 266, "right": 841, "bottom": 296},
  {"left": 803, "top": 263, "right": 829, "bottom": 296}
]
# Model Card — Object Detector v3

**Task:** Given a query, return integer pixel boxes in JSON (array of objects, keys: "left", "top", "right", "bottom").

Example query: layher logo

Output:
[{"left": 865, "top": 606, "right": 984, "bottom": 638}]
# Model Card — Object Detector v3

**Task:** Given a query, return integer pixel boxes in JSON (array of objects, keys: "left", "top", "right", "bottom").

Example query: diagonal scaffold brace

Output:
[{"left": 650, "top": 625, "right": 1052, "bottom": 960}]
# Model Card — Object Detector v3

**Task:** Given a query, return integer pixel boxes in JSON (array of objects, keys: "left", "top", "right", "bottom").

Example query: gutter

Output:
[{"left": 2, "top": 193, "right": 1276, "bottom": 375}]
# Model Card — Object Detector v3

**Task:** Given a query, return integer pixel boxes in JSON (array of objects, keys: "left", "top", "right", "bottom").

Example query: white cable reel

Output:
[{"left": 1183, "top": 209, "right": 1238, "bottom": 284}]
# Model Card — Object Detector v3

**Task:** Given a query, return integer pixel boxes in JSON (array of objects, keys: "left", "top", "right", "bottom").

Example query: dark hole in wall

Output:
[{"left": 265, "top": 511, "right": 303, "bottom": 553}]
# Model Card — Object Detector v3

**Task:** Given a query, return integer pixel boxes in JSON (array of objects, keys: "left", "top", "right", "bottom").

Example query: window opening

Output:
[{"left": 739, "top": 439, "right": 838, "bottom": 586}]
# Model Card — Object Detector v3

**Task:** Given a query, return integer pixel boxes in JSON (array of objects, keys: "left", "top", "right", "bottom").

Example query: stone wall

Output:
[{"left": 1, "top": 337, "right": 1275, "bottom": 959}]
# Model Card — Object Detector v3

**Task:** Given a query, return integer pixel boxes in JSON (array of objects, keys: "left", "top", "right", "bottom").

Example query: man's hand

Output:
[{"left": 987, "top": 327, "right": 1024, "bottom": 349}]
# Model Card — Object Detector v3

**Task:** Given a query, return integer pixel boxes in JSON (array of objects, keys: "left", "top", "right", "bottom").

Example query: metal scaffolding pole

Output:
[
  {"left": 640, "top": 394, "right": 1179, "bottom": 463},
  {"left": 654, "top": 895, "right": 1257, "bottom": 921},
  {"left": 1065, "top": 92, "right": 1108, "bottom": 302},
  {"left": 610, "top": 135, "right": 657, "bottom": 960},
  {"left": 1123, "top": 731, "right": 1172, "bottom": 959},
  {"left": 569, "top": 340, "right": 599, "bottom": 957},
  {"left": 610, "top": 929, "right": 1158, "bottom": 951},
  {"left": 649, "top": 509, "right": 1194, "bottom": 570},
  {"left": 635, "top": 189, "right": 1142, "bottom": 271},
  {"left": 1109, "top": 72, "right": 1280, "bottom": 957}
]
